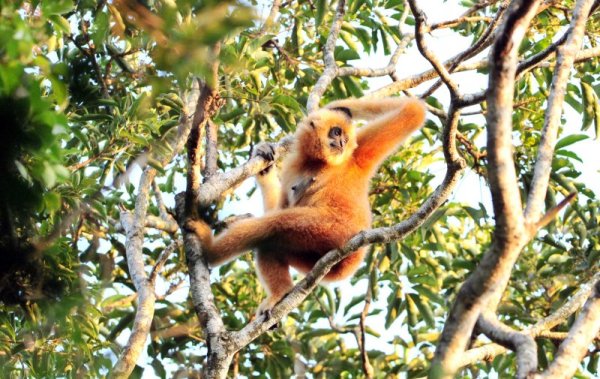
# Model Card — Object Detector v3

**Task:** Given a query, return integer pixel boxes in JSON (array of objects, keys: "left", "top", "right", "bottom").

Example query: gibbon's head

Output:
[{"left": 296, "top": 107, "right": 357, "bottom": 166}]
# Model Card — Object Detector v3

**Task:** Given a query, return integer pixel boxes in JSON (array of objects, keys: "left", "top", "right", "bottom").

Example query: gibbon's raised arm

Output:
[{"left": 328, "top": 97, "right": 426, "bottom": 172}]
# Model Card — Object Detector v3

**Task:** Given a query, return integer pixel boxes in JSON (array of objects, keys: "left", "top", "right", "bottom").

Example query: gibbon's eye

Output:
[{"left": 329, "top": 126, "right": 342, "bottom": 138}]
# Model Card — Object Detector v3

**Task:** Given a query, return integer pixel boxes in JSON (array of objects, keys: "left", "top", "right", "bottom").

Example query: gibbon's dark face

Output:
[{"left": 298, "top": 108, "right": 357, "bottom": 165}]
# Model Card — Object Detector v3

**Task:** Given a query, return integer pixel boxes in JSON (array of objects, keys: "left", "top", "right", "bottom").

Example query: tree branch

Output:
[
  {"left": 408, "top": 0, "right": 460, "bottom": 98},
  {"left": 476, "top": 312, "right": 537, "bottom": 378},
  {"left": 524, "top": 0, "right": 597, "bottom": 223},
  {"left": 541, "top": 280, "right": 600, "bottom": 378},
  {"left": 431, "top": 1, "right": 543, "bottom": 376},
  {"left": 306, "top": 0, "right": 346, "bottom": 112},
  {"left": 110, "top": 87, "right": 197, "bottom": 378},
  {"left": 420, "top": 0, "right": 509, "bottom": 98},
  {"left": 457, "top": 270, "right": 600, "bottom": 369},
  {"left": 256, "top": 0, "right": 282, "bottom": 37}
]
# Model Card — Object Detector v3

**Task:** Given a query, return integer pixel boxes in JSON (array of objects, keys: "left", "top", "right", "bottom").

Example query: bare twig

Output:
[
  {"left": 359, "top": 271, "right": 375, "bottom": 379},
  {"left": 149, "top": 240, "right": 180, "bottom": 285}
]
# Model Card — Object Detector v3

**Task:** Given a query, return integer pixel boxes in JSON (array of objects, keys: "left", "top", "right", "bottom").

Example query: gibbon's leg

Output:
[
  {"left": 347, "top": 98, "right": 425, "bottom": 172},
  {"left": 187, "top": 206, "right": 341, "bottom": 266},
  {"left": 252, "top": 142, "right": 281, "bottom": 212},
  {"left": 255, "top": 250, "right": 294, "bottom": 313}
]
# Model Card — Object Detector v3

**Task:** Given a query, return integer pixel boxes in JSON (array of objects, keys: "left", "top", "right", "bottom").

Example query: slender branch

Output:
[
  {"left": 530, "top": 192, "right": 577, "bottom": 232},
  {"left": 420, "top": 0, "right": 509, "bottom": 98},
  {"left": 337, "top": 34, "right": 413, "bottom": 78},
  {"left": 152, "top": 180, "right": 171, "bottom": 222},
  {"left": 359, "top": 272, "right": 375, "bottom": 379},
  {"left": 256, "top": 0, "right": 282, "bottom": 37},
  {"left": 148, "top": 240, "right": 179, "bottom": 285},
  {"left": 524, "top": 0, "right": 597, "bottom": 223},
  {"left": 306, "top": 0, "right": 346, "bottom": 112},
  {"left": 408, "top": 0, "right": 460, "bottom": 98},
  {"left": 430, "top": 16, "right": 493, "bottom": 31},
  {"left": 541, "top": 280, "right": 600, "bottom": 378}
]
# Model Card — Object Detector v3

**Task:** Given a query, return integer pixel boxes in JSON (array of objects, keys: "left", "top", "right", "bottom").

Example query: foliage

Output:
[{"left": 0, "top": 0, "right": 599, "bottom": 378}]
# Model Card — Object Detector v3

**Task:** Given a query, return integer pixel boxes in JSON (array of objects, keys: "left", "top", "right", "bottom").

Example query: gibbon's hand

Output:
[{"left": 251, "top": 142, "right": 277, "bottom": 175}]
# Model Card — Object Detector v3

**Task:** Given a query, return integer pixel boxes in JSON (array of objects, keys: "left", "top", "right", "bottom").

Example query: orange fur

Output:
[{"left": 189, "top": 97, "right": 426, "bottom": 313}]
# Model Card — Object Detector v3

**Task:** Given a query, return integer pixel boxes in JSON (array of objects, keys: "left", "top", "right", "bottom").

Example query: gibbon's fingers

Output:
[{"left": 251, "top": 141, "right": 277, "bottom": 175}]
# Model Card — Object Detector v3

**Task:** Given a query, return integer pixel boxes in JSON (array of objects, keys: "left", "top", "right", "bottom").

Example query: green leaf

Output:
[
  {"left": 42, "top": 0, "right": 75, "bottom": 15},
  {"left": 555, "top": 134, "right": 588, "bottom": 150},
  {"left": 581, "top": 81, "right": 597, "bottom": 131},
  {"left": 315, "top": 0, "right": 327, "bottom": 28},
  {"left": 410, "top": 294, "right": 435, "bottom": 328}
]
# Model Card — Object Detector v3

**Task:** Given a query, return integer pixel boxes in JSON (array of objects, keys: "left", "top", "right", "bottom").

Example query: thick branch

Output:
[
  {"left": 117, "top": 214, "right": 178, "bottom": 234},
  {"left": 431, "top": 1, "right": 542, "bottom": 376},
  {"left": 256, "top": 0, "right": 281, "bottom": 37},
  {"left": 203, "top": 120, "right": 219, "bottom": 180},
  {"left": 477, "top": 313, "right": 537, "bottom": 378},
  {"left": 524, "top": 0, "right": 596, "bottom": 222}
]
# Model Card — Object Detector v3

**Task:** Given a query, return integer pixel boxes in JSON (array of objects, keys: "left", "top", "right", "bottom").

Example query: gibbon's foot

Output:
[
  {"left": 251, "top": 142, "right": 276, "bottom": 175},
  {"left": 256, "top": 301, "right": 280, "bottom": 330}
]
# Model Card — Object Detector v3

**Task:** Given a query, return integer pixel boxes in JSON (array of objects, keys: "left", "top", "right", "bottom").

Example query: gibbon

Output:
[{"left": 188, "top": 97, "right": 426, "bottom": 314}]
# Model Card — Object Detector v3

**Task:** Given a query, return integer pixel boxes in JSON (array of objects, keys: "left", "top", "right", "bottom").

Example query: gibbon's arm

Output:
[
  {"left": 256, "top": 168, "right": 281, "bottom": 212},
  {"left": 328, "top": 97, "right": 425, "bottom": 172},
  {"left": 326, "top": 97, "right": 419, "bottom": 120},
  {"left": 252, "top": 143, "right": 282, "bottom": 212}
]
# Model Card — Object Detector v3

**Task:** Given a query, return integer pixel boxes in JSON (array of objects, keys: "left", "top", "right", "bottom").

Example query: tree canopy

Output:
[{"left": 1, "top": 0, "right": 599, "bottom": 378}]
